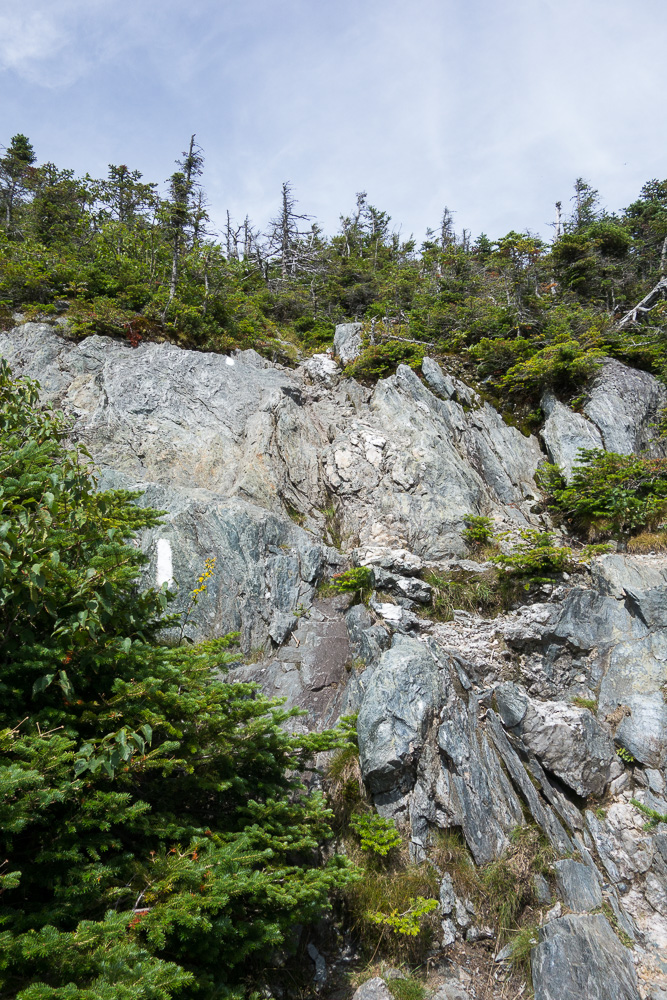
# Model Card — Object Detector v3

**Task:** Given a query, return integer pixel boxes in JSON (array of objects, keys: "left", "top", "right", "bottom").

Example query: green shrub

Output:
[
  {"left": 330, "top": 566, "right": 373, "bottom": 601},
  {"left": 539, "top": 449, "right": 667, "bottom": 538},
  {"left": 492, "top": 530, "right": 572, "bottom": 584},
  {"left": 350, "top": 812, "right": 403, "bottom": 857},
  {"left": 579, "top": 541, "right": 615, "bottom": 561},
  {"left": 343, "top": 340, "right": 424, "bottom": 382},
  {"left": 469, "top": 336, "right": 534, "bottom": 382},
  {"left": 499, "top": 338, "right": 604, "bottom": 400},
  {"left": 461, "top": 514, "right": 495, "bottom": 547}
]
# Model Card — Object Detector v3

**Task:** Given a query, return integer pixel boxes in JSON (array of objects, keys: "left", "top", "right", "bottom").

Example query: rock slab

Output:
[{"left": 531, "top": 913, "right": 640, "bottom": 1000}]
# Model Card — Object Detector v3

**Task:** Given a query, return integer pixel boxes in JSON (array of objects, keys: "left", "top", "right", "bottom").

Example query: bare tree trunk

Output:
[{"left": 616, "top": 276, "right": 667, "bottom": 329}]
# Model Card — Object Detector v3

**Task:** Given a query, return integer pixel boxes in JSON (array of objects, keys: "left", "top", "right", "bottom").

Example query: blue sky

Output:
[{"left": 2, "top": 0, "right": 666, "bottom": 245}]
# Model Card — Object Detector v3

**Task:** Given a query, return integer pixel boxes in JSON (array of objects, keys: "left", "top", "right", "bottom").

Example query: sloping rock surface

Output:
[
  {"left": 4, "top": 321, "right": 667, "bottom": 997},
  {"left": 531, "top": 914, "right": 640, "bottom": 1000}
]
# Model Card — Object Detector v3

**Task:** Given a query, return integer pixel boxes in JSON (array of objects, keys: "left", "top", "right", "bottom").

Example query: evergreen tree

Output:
[
  {"left": 0, "top": 360, "right": 355, "bottom": 999},
  {"left": 0, "top": 134, "right": 36, "bottom": 234}
]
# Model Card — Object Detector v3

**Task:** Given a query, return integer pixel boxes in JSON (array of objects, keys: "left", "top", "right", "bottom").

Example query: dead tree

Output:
[{"left": 616, "top": 236, "right": 667, "bottom": 330}]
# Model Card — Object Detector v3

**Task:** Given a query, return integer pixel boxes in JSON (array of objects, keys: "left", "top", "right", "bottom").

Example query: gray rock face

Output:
[
  {"left": 435, "top": 696, "right": 525, "bottom": 864},
  {"left": 495, "top": 683, "right": 615, "bottom": 797},
  {"left": 540, "top": 392, "right": 603, "bottom": 478},
  {"left": 110, "top": 477, "right": 337, "bottom": 650},
  {"left": 1, "top": 324, "right": 545, "bottom": 577},
  {"left": 553, "top": 859, "right": 603, "bottom": 912},
  {"left": 584, "top": 358, "right": 667, "bottom": 457},
  {"left": 333, "top": 322, "right": 363, "bottom": 365},
  {"left": 531, "top": 914, "right": 640, "bottom": 1000},
  {"left": 539, "top": 359, "right": 667, "bottom": 479},
  {"left": 421, "top": 356, "right": 478, "bottom": 407},
  {"left": 230, "top": 598, "right": 353, "bottom": 729},
  {"left": 357, "top": 636, "right": 446, "bottom": 794}
]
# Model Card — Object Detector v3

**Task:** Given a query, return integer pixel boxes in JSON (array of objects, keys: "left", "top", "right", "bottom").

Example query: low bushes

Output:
[
  {"left": 343, "top": 339, "right": 424, "bottom": 382},
  {"left": 538, "top": 449, "right": 667, "bottom": 538}
]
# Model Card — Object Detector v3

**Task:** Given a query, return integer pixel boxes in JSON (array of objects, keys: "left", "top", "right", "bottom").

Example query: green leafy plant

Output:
[
  {"left": 330, "top": 566, "right": 374, "bottom": 602},
  {"left": 350, "top": 812, "right": 403, "bottom": 857},
  {"left": 492, "top": 530, "right": 572, "bottom": 585},
  {"left": 579, "top": 542, "right": 615, "bottom": 561},
  {"left": 367, "top": 895, "right": 439, "bottom": 936},
  {"left": 499, "top": 338, "right": 604, "bottom": 401},
  {"left": 539, "top": 450, "right": 667, "bottom": 538},
  {"left": 631, "top": 798, "right": 667, "bottom": 828},
  {"left": 461, "top": 514, "right": 495, "bottom": 548},
  {"left": 616, "top": 746, "right": 635, "bottom": 764}
]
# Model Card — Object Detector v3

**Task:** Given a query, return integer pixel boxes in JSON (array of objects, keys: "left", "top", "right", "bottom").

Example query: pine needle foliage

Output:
[{"left": 0, "top": 360, "right": 356, "bottom": 999}]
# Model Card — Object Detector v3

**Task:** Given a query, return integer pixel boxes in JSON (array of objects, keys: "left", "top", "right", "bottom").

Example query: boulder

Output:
[
  {"left": 531, "top": 913, "right": 640, "bottom": 1000},
  {"left": 333, "top": 322, "right": 363, "bottom": 365},
  {"left": 495, "top": 683, "right": 616, "bottom": 797},
  {"left": 583, "top": 358, "right": 667, "bottom": 457},
  {"left": 421, "top": 356, "right": 479, "bottom": 406},
  {"left": 553, "top": 859, "right": 602, "bottom": 912},
  {"left": 357, "top": 636, "right": 446, "bottom": 794},
  {"left": 540, "top": 392, "right": 603, "bottom": 479},
  {"left": 300, "top": 352, "right": 339, "bottom": 387},
  {"left": 351, "top": 977, "right": 393, "bottom": 1000}
]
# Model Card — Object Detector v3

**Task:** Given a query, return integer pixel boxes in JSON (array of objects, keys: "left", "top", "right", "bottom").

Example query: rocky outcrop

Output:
[
  {"left": 0, "top": 324, "right": 545, "bottom": 623},
  {"left": 333, "top": 322, "right": 363, "bottom": 365},
  {"left": 4, "top": 320, "right": 667, "bottom": 998},
  {"left": 531, "top": 913, "right": 640, "bottom": 1000},
  {"left": 540, "top": 358, "right": 667, "bottom": 477},
  {"left": 494, "top": 682, "right": 616, "bottom": 797},
  {"left": 357, "top": 636, "right": 447, "bottom": 795}
]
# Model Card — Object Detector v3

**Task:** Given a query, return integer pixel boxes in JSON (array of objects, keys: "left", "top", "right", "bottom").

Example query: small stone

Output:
[
  {"left": 454, "top": 897, "right": 471, "bottom": 929},
  {"left": 441, "top": 918, "right": 457, "bottom": 947},
  {"left": 533, "top": 873, "right": 552, "bottom": 905},
  {"left": 307, "top": 943, "right": 326, "bottom": 984},
  {"left": 351, "top": 977, "right": 393, "bottom": 1000},
  {"left": 439, "top": 873, "right": 455, "bottom": 915}
]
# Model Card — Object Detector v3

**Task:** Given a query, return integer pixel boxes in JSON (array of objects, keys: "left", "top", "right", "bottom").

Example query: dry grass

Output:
[
  {"left": 324, "top": 741, "right": 367, "bottom": 826},
  {"left": 343, "top": 843, "right": 441, "bottom": 965},
  {"left": 627, "top": 529, "right": 667, "bottom": 553},
  {"left": 423, "top": 570, "right": 508, "bottom": 622},
  {"left": 430, "top": 826, "right": 554, "bottom": 942}
]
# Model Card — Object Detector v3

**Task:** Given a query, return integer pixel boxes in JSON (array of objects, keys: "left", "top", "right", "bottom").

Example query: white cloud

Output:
[{"left": 3, "top": 0, "right": 667, "bottom": 241}]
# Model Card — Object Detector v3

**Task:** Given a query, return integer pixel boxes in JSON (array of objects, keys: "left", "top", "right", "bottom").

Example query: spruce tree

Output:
[{"left": 0, "top": 360, "right": 355, "bottom": 999}]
